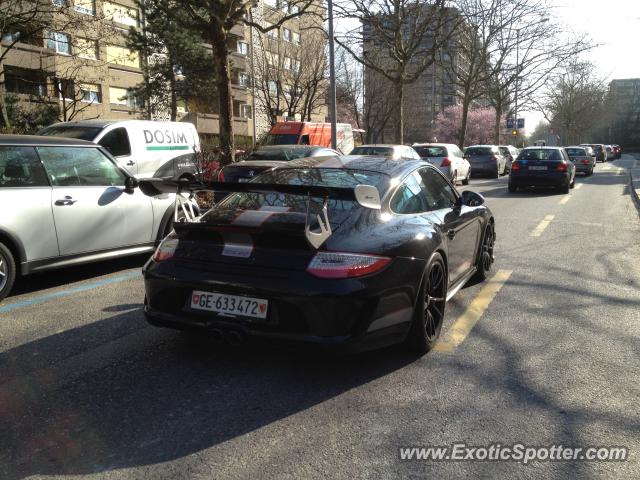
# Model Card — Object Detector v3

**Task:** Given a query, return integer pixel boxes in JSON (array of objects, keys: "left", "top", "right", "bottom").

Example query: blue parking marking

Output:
[{"left": 0, "top": 271, "right": 141, "bottom": 314}]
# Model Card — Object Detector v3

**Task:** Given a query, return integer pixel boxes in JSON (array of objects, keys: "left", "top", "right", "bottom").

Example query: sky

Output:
[{"left": 523, "top": 0, "right": 640, "bottom": 133}]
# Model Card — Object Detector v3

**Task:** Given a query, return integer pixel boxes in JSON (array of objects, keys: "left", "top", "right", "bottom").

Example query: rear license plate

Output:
[
  {"left": 190, "top": 290, "right": 268, "bottom": 319},
  {"left": 529, "top": 166, "right": 547, "bottom": 170},
  {"left": 238, "top": 178, "right": 251, "bottom": 183}
]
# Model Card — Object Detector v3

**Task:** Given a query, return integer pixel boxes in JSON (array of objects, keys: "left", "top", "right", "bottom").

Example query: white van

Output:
[{"left": 38, "top": 120, "right": 201, "bottom": 179}]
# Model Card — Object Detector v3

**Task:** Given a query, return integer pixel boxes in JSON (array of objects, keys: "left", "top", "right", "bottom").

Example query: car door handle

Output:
[
  {"left": 447, "top": 229, "right": 456, "bottom": 240},
  {"left": 126, "top": 161, "right": 135, "bottom": 166},
  {"left": 55, "top": 196, "right": 77, "bottom": 206}
]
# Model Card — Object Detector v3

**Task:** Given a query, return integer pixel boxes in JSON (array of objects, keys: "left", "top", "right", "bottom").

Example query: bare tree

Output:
[
  {"left": 335, "top": 0, "right": 460, "bottom": 144},
  {"left": 335, "top": 45, "right": 362, "bottom": 129}
]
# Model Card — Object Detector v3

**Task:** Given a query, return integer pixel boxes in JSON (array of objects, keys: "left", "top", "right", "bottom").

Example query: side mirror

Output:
[
  {"left": 124, "top": 176, "right": 138, "bottom": 191},
  {"left": 460, "top": 190, "right": 485, "bottom": 207}
]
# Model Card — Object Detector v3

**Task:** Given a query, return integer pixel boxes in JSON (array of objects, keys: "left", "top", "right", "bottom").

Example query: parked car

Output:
[
  {"left": 218, "top": 145, "right": 341, "bottom": 184},
  {"left": 38, "top": 120, "right": 201, "bottom": 179},
  {"left": 508, "top": 147, "right": 576, "bottom": 193},
  {"left": 139, "top": 157, "right": 495, "bottom": 355},
  {"left": 0, "top": 135, "right": 176, "bottom": 301},
  {"left": 349, "top": 144, "right": 422, "bottom": 161},
  {"left": 565, "top": 146, "right": 594, "bottom": 176},
  {"left": 412, "top": 143, "right": 470, "bottom": 185},
  {"left": 498, "top": 145, "right": 520, "bottom": 172},
  {"left": 463, "top": 145, "right": 508, "bottom": 178}
]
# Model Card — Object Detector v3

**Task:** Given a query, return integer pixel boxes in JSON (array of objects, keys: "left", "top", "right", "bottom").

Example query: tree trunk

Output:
[
  {"left": 395, "top": 80, "right": 404, "bottom": 143},
  {"left": 458, "top": 99, "right": 470, "bottom": 148},
  {"left": 211, "top": 31, "right": 234, "bottom": 165},
  {"left": 494, "top": 104, "right": 502, "bottom": 145},
  {"left": 169, "top": 69, "right": 177, "bottom": 121}
]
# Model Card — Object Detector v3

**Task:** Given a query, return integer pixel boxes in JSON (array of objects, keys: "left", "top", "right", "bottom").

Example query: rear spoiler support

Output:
[{"left": 138, "top": 178, "right": 381, "bottom": 249}]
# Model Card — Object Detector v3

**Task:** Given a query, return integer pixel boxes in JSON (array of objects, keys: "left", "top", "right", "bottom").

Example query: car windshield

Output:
[
  {"left": 413, "top": 146, "right": 447, "bottom": 157},
  {"left": 565, "top": 148, "right": 586, "bottom": 157},
  {"left": 465, "top": 147, "right": 493, "bottom": 155},
  {"left": 350, "top": 146, "right": 394, "bottom": 156},
  {"left": 248, "top": 148, "right": 313, "bottom": 161},
  {"left": 262, "top": 134, "right": 300, "bottom": 145},
  {"left": 517, "top": 149, "right": 563, "bottom": 161},
  {"left": 219, "top": 168, "right": 389, "bottom": 220},
  {"left": 37, "top": 125, "right": 102, "bottom": 141}
]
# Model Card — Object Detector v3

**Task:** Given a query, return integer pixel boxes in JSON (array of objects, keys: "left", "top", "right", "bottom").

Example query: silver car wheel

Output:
[{"left": 0, "top": 258, "right": 6, "bottom": 291}]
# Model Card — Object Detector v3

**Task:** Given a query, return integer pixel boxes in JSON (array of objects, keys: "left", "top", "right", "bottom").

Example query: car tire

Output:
[
  {"left": 508, "top": 183, "right": 517, "bottom": 193},
  {"left": 451, "top": 171, "right": 457, "bottom": 185},
  {"left": 570, "top": 176, "right": 575, "bottom": 188},
  {"left": 462, "top": 170, "right": 470, "bottom": 185},
  {"left": 404, "top": 252, "right": 447, "bottom": 355},
  {"left": 472, "top": 223, "right": 495, "bottom": 283},
  {"left": 492, "top": 167, "right": 499, "bottom": 179},
  {"left": 0, "top": 242, "right": 17, "bottom": 302},
  {"left": 560, "top": 182, "right": 570, "bottom": 194}
]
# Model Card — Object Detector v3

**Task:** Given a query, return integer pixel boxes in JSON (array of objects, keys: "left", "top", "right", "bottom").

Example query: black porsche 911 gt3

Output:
[{"left": 139, "top": 156, "right": 495, "bottom": 355}]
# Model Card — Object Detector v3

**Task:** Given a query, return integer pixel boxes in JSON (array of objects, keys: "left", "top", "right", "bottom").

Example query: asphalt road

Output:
[{"left": 1, "top": 156, "right": 639, "bottom": 479}]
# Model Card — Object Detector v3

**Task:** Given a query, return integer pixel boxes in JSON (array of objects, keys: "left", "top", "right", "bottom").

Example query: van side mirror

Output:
[
  {"left": 124, "top": 176, "right": 138, "bottom": 191},
  {"left": 460, "top": 190, "right": 485, "bottom": 207}
]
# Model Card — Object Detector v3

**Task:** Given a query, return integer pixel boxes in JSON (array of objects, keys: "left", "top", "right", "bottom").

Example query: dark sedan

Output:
[
  {"left": 140, "top": 157, "right": 496, "bottom": 355},
  {"left": 464, "top": 145, "right": 508, "bottom": 178},
  {"left": 508, "top": 147, "right": 576, "bottom": 193}
]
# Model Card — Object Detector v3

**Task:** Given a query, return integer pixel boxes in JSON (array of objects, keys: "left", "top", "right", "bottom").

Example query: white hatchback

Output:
[{"left": 412, "top": 143, "right": 471, "bottom": 185}]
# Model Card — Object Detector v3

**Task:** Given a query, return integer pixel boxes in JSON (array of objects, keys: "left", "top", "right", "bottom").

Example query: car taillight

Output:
[
  {"left": 306, "top": 252, "right": 391, "bottom": 279},
  {"left": 581, "top": 159, "right": 590, "bottom": 164},
  {"left": 511, "top": 161, "right": 521, "bottom": 171},
  {"left": 217, "top": 169, "right": 225, "bottom": 182},
  {"left": 152, "top": 233, "right": 179, "bottom": 262},
  {"left": 441, "top": 157, "right": 451, "bottom": 167},
  {"left": 556, "top": 162, "right": 568, "bottom": 172}
]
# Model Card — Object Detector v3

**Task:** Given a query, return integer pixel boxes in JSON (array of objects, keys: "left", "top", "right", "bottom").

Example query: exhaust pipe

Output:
[
  {"left": 210, "top": 328, "right": 224, "bottom": 343},
  {"left": 225, "top": 330, "right": 244, "bottom": 347}
]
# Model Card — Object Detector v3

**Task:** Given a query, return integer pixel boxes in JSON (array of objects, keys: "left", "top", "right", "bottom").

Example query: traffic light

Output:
[{"left": 511, "top": 130, "right": 518, "bottom": 136}]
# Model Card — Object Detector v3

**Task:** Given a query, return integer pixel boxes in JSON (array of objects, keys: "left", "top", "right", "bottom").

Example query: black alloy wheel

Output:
[
  {"left": 472, "top": 223, "right": 495, "bottom": 282},
  {"left": 405, "top": 253, "right": 447, "bottom": 354},
  {"left": 0, "top": 242, "right": 16, "bottom": 302}
]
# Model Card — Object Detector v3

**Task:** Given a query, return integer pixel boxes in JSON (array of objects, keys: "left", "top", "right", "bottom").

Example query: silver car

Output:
[
  {"left": 349, "top": 144, "right": 422, "bottom": 161},
  {"left": 0, "top": 135, "right": 175, "bottom": 301},
  {"left": 412, "top": 143, "right": 471, "bottom": 185}
]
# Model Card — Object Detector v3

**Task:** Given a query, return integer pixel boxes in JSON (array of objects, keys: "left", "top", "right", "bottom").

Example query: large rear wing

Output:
[{"left": 138, "top": 177, "right": 382, "bottom": 248}]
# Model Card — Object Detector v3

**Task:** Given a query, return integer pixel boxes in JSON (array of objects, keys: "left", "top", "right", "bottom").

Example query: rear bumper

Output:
[
  {"left": 509, "top": 172, "right": 569, "bottom": 187},
  {"left": 574, "top": 163, "right": 592, "bottom": 173},
  {"left": 143, "top": 257, "right": 424, "bottom": 352},
  {"left": 470, "top": 163, "right": 497, "bottom": 175}
]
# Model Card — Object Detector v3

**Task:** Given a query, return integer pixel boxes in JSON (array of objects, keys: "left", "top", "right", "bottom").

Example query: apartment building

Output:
[
  {"left": 0, "top": 0, "right": 327, "bottom": 145},
  {"left": 608, "top": 78, "right": 640, "bottom": 147}
]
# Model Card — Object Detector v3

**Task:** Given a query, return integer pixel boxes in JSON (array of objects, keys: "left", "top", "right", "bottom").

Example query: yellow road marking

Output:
[
  {"left": 531, "top": 215, "right": 554, "bottom": 237},
  {"left": 558, "top": 196, "right": 571, "bottom": 205},
  {"left": 434, "top": 269, "right": 513, "bottom": 353},
  {"left": 575, "top": 183, "right": 583, "bottom": 190}
]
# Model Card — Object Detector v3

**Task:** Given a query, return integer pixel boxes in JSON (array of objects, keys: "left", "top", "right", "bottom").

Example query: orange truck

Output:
[{"left": 263, "top": 121, "right": 354, "bottom": 154}]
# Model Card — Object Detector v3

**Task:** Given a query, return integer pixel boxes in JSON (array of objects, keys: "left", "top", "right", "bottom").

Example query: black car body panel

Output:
[
  {"left": 142, "top": 157, "right": 493, "bottom": 352},
  {"left": 509, "top": 147, "right": 576, "bottom": 189}
]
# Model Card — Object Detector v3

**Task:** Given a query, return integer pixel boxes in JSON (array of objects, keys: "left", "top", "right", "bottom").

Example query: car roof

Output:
[
  {"left": 354, "top": 144, "right": 402, "bottom": 148},
  {"left": 465, "top": 145, "right": 498, "bottom": 148},
  {"left": 0, "top": 134, "right": 97, "bottom": 147},
  {"left": 412, "top": 143, "right": 455, "bottom": 147},
  {"left": 255, "top": 145, "right": 324, "bottom": 151},
  {"left": 522, "top": 146, "right": 562, "bottom": 149},
  {"left": 276, "top": 155, "right": 425, "bottom": 177}
]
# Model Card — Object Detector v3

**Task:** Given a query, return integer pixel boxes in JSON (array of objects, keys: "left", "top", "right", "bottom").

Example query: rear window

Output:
[
  {"left": 249, "top": 148, "right": 313, "bottom": 161},
  {"left": 37, "top": 125, "right": 102, "bottom": 141},
  {"left": 263, "top": 134, "right": 300, "bottom": 145},
  {"left": 413, "top": 146, "right": 447, "bottom": 158},
  {"left": 0, "top": 146, "right": 49, "bottom": 187},
  {"left": 565, "top": 148, "right": 587, "bottom": 157},
  {"left": 220, "top": 168, "right": 389, "bottom": 218},
  {"left": 464, "top": 147, "right": 493, "bottom": 155},
  {"left": 517, "top": 149, "right": 563, "bottom": 161},
  {"left": 350, "top": 146, "right": 393, "bottom": 156}
]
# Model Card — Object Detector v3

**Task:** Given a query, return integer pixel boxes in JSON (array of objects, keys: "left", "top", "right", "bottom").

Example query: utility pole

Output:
[{"left": 327, "top": 0, "right": 337, "bottom": 149}]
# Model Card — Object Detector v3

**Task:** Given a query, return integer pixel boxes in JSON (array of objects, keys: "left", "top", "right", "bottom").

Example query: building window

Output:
[
  {"left": 289, "top": 3, "right": 299, "bottom": 14},
  {"left": 74, "top": 0, "right": 95, "bottom": 15},
  {"left": 2, "top": 32, "right": 21, "bottom": 44},
  {"left": 47, "top": 31, "right": 70, "bottom": 54},
  {"left": 103, "top": 1, "right": 138, "bottom": 27},
  {"left": 266, "top": 51, "right": 279, "bottom": 66},
  {"left": 75, "top": 38, "right": 98, "bottom": 60},
  {"left": 80, "top": 83, "right": 101, "bottom": 103},
  {"left": 241, "top": 104, "right": 252, "bottom": 119},
  {"left": 55, "top": 78, "right": 75, "bottom": 100},
  {"left": 52, "top": 0, "right": 66, "bottom": 7},
  {"left": 292, "top": 59, "right": 300, "bottom": 72},
  {"left": 106, "top": 45, "right": 140, "bottom": 68},
  {"left": 268, "top": 80, "right": 278, "bottom": 95},
  {"left": 239, "top": 73, "right": 250, "bottom": 87},
  {"left": 264, "top": 0, "right": 277, "bottom": 7},
  {"left": 292, "top": 31, "right": 300, "bottom": 44},
  {"left": 5, "top": 68, "right": 48, "bottom": 96},
  {"left": 283, "top": 56, "right": 291, "bottom": 70},
  {"left": 109, "top": 86, "right": 142, "bottom": 108},
  {"left": 265, "top": 23, "right": 278, "bottom": 39},
  {"left": 237, "top": 41, "right": 248, "bottom": 55},
  {"left": 282, "top": 28, "right": 291, "bottom": 42}
]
